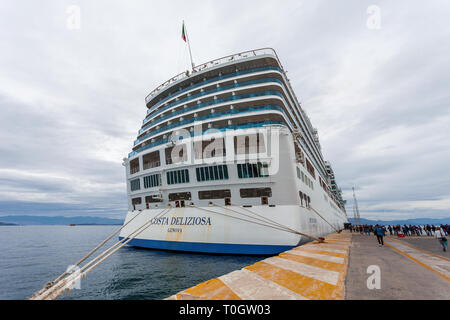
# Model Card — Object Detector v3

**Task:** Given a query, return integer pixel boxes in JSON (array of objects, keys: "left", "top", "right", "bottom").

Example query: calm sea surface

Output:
[{"left": 0, "top": 226, "right": 264, "bottom": 300}]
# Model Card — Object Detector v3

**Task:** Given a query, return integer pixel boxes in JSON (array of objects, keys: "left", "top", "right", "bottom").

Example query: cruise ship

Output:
[{"left": 119, "top": 48, "right": 348, "bottom": 255}]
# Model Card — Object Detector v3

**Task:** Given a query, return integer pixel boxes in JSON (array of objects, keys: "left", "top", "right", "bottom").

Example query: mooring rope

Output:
[
  {"left": 51, "top": 209, "right": 147, "bottom": 286},
  {"left": 213, "top": 202, "right": 304, "bottom": 235},
  {"left": 192, "top": 203, "right": 321, "bottom": 242},
  {"left": 225, "top": 202, "right": 322, "bottom": 242},
  {"left": 307, "top": 206, "right": 341, "bottom": 233},
  {"left": 30, "top": 208, "right": 172, "bottom": 300}
]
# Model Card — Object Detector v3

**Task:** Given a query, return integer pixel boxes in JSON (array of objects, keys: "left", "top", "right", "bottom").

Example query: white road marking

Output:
[{"left": 219, "top": 269, "right": 307, "bottom": 300}]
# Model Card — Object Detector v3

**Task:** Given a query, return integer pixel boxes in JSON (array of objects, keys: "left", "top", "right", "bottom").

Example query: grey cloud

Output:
[{"left": 0, "top": 0, "right": 449, "bottom": 220}]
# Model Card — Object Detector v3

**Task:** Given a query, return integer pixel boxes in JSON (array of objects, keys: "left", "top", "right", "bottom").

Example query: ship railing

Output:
[
  {"left": 128, "top": 120, "right": 285, "bottom": 158},
  {"left": 141, "top": 76, "right": 283, "bottom": 129},
  {"left": 145, "top": 48, "right": 283, "bottom": 104},
  {"left": 134, "top": 104, "right": 284, "bottom": 146}
]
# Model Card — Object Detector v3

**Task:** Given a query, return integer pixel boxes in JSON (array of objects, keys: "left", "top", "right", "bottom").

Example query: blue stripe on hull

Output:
[{"left": 119, "top": 237, "right": 295, "bottom": 255}]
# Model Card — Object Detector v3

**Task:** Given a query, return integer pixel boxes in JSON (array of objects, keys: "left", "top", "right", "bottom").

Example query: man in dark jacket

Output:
[{"left": 375, "top": 225, "right": 386, "bottom": 246}]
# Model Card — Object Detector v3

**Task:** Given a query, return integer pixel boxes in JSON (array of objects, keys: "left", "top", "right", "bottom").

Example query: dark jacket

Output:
[{"left": 375, "top": 226, "right": 386, "bottom": 237}]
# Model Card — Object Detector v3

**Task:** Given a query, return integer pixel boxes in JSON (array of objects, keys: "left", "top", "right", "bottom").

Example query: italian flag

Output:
[{"left": 181, "top": 21, "right": 187, "bottom": 42}]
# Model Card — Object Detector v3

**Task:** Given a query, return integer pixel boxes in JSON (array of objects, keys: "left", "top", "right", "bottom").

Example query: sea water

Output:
[{"left": 0, "top": 226, "right": 264, "bottom": 300}]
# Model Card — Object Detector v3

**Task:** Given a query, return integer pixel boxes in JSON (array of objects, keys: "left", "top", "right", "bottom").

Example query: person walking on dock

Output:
[
  {"left": 435, "top": 227, "right": 448, "bottom": 252},
  {"left": 374, "top": 225, "right": 386, "bottom": 247}
]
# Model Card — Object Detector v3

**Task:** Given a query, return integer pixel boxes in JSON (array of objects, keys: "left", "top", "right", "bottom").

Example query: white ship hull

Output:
[{"left": 119, "top": 204, "right": 343, "bottom": 255}]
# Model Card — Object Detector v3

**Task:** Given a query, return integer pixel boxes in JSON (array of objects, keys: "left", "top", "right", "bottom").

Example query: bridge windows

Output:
[
  {"left": 130, "top": 158, "right": 140, "bottom": 174},
  {"left": 166, "top": 169, "right": 190, "bottom": 185},
  {"left": 145, "top": 195, "right": 163, "bottom": 203},
  {"left": 198, "top": 189, "right": 231, "bottom": 200},
  {"left": 169, "top": 192, "right": 192, "bottom": 201},
  {"left": 143, "top": 150, "right": 161, "bottom": 169},
  {"left": 196, "top": 165, "right": 229, "bottom": 182},
  {"left": 299, "top": 191, "right": 311, "bottom": 207},
  {"left": 169, "top": 192, "right": 192, "bottom": 208},
  {"left": 130, "top": 178, "right": 141, "bottom": 191},
  {"left": 194, "top": 137, "right": 226, "bottom": 159},
  {"left": 165, "top": 144, "right": 187, "bottom": 165},
  {"left": 296, "top": 166, "right": 314, "bottom": 190},
  {"left": 132, "top": 197, "right": 142, "bottom": 211},
  {"left": 306, "top": 159, "right": 315, "bottom": 179},
  {"left": 261, "top": 196, "right": 269, "bottom": 206},
  {"left": 143, "top": 174, "right": 162, "bottom": 189},
  {"left": 240, "top": 187, "right": 272, "bottom": 198},
  {"left": 237, "top": 162, "right": 269, "bottom": 179},
  {"left": 234, "top": 133, "right": 266, "bottom": 155}
]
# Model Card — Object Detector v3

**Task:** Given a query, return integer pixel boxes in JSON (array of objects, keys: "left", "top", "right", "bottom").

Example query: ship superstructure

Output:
[{"left": 119, "top": 48, "right": 348, "bottom": 254}]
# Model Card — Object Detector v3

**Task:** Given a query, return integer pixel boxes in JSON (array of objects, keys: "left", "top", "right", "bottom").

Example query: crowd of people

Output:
[{"left": 348, "top": 223, "right": 449, "bottom": 251}]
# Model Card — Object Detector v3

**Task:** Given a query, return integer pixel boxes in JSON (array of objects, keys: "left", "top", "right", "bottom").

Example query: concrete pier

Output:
[
  {"left": 346, "top": 234, "right": 449, "bottom": 300},
  {"left": 167, "top": 232, "right": 352, "bottom": 300},
  {"left": 167, "top": 231, "right": 450, "bottom": 300}
]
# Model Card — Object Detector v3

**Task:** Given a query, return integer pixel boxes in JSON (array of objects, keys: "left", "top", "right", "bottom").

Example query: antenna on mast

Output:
[{"left": 352, "top": 186, "right": 361, "bottom": 227}]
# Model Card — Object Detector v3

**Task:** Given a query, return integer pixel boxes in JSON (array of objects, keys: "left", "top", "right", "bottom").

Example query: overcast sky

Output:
[{"left": 0, "top": 0, "right": 449, "bottom": 220}]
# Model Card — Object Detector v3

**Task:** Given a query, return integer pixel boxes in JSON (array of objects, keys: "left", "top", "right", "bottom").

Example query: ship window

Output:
[
  {"left": 196, "top": 165, "right": 229, "bottom": 182},
  {"left": 130, "top": 178, "right": 141, "bottom": 191},
  {"left": 240, "top": 188, "right": 272, "bottom": 198},
  {"left": 198, "top": 189, "right": 231, "bottom": 200},
  {"left": 132, "top": 197, "right": 142, "bottom": 205},
  {"left": 306, "top": 159, "right": 316, "bottom": 179},
  {"left": 299, "top": 191, "right": 304, "bottom": 206},
  {"left": 234, "top": 134, "right": 266, "bottom": 155},
  {"left": 218, "top": 165, "right": 224, "bottom": 179},
  {"left": 223, "top": 165, "right": 229, "bottom": 179},
  {"left": 143, "top": 174, "right": 161, "bottom": 189},
  {"left": 143, "top": 151, "right": 160, "bottom": 170},
  {"left": 194, "top": 137, "right": 226, "bottom": 159},
  {"left": 167, "top": 169, "right": 189, "bottom": 185},
  {"left": 237, "top": 162, "right": 269, "bottom": 179},
  {"left": 261, "top": 197, "right": 269, "bottom": 205},
  {"left": 130, "top": 158, "right": 140, "bottom": 174},
  {"left": 165, "top": 144, "right": 187, "bottom": 165},
  {"left": 146, "top": 195, "right": 163, "bottom": 203},
  {"left": 169, "top": 192, "right": 192, "bottom": 201}
]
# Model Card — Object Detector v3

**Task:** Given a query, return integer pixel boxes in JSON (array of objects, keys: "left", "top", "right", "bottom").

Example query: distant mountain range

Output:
[
  {"left": 348, "top": 217, "right": 450, "bottom": 226},
  {"left": 0, "top": 215, "right": 124, "bottom": 226},
  {"left": 0, "top": 221, "right": 17, "bottom": 226}
]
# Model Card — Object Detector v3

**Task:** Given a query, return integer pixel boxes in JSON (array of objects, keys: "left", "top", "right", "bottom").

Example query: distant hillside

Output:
[
  {"left": 348, "top": 217, "right": 450, "bottom": 226},
  {"left": 0, "top": 215, "right": 124, "bottom": 226},
  {"left": 0, "top": 221, "right": 17, "bottom": 226}
]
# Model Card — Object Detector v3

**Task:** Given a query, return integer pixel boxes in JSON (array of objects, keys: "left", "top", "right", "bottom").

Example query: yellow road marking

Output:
[
  {"left": 298, "top": 248, "right": 346, "bottom": 258},
  {"left": 245, "top": 261, "right": 343, "bottom": 300},
  {"left": 286, "top": 249, "right": 345, "bottom": 264},
  {"left": 279, "top": 253, "right": 346, "bottom": 273},
  {"left": 385, "top": 242, "right": 450, "bottom": 282},
  {"left": 180, "top": 278, "right": 241, "bottom": 300},
  {"left": 219, "top": 269, "right": 307, "bottom": 300},
  {"left": 388, "top": 238, "right": 450, "bottom": 262},
  {"left": 264, "top": 256, "right": 340, "bottom": 285},
  {"left": 301, "top": 246, "right": 348, "bottom": 254}
]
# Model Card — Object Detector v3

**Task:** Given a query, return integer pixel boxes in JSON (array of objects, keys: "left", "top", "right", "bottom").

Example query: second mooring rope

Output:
[{"left": 30, "top": 208, "right": 172, "bottom": 300}]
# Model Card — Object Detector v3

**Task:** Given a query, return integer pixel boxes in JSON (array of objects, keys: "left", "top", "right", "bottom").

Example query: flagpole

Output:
[{"left": 183, "top": 20, "right": 195, "bottom": 71}]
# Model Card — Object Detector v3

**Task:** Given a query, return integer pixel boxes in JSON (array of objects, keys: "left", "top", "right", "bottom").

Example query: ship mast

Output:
[
  {"left": 183, "top": 20, "right": 195, "bottom": 71},
  {"left": 352, "top": 187, "right": 361, "bottom": 227}
]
